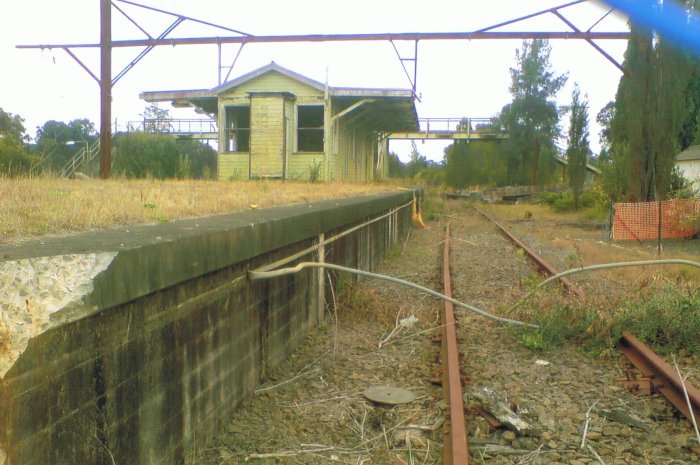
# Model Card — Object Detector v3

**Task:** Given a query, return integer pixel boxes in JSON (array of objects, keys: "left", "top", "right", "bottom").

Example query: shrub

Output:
[
  {"left": 513, "top": 282, "right": 700, "bottom": 355},
  {"left": 539, "top": 191, "right": 560, "bottom": 206},
  {"left": 539, "top": 189, "right": 606, "bottom": 213},
  {"left": 0, "top": 139, "right": 41, "bottom": 176}
]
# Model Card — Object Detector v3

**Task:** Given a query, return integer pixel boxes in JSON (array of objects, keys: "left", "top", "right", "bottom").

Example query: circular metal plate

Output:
[{"left": 363, "top": 385, "right": 416, "bottom": 405}]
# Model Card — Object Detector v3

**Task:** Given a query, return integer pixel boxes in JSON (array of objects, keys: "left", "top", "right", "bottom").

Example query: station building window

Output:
[
  {"left": 225, "top": 106, "right": 250, "bottom": 152},
  {"left": 297, "top": 105, "right": 324, "bottom": 152}
]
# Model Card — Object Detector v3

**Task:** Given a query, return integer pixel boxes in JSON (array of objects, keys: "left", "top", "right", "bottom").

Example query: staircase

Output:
[{"left": 61, "top": 140, "right": 100, "bottom": 178}]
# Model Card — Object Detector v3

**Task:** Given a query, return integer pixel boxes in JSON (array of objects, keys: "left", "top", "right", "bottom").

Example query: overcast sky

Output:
[{"left": 0, "top": 0, "right": 628, "bottom": 161}]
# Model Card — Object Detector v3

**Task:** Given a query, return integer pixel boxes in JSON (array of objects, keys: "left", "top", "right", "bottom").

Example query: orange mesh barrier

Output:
[{"left": 613, "top": 199, "right": 700, "bottom": 241}]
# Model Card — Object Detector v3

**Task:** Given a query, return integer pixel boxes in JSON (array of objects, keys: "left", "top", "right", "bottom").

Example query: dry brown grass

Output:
[
  {"left": 0, "top": 319, "right": 10, "bottom": 356},
  {"left": 0, "top": 176, "right": 402, "bottom": 242},
  {"left": 489, "top": 203, "right": 700, "bottom": 285}
]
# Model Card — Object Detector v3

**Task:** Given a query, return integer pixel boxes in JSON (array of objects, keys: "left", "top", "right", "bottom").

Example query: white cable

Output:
[
  {"left": 508, "top": 259, "right": 700, "bottom": 313},
  {"left": 254, "top": 200, "right": 413, "bottom": 273},
  {"left": 249, "top": 261, "right": 538, "bottom": 328}
]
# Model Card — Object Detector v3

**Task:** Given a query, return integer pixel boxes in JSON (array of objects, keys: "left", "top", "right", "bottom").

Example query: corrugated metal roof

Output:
[{"left": 677, "top": 145, "right": 700, "bottom": 161}]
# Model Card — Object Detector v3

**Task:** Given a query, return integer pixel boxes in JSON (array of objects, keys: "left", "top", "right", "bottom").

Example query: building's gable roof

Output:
[
  {"left": 677, "top": 145, "right": 700, "bottom": 162},
  {"left": 139, "top": 63, "right": 418, "bottom": 131},
  {"left": 212, "top": 62, "right": 326, "bottom": 95},
  {"left": 141, "top": 62, "right": 417, "bottom": 102}
]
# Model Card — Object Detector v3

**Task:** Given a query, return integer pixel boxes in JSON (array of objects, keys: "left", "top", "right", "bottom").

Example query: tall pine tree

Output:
[
  {"left": 609, "top": 3, "right": 696, "bottom": 201},
  {"left": 565, "top": 85, "right": 590, "bottom": 209},
  {"left": 497, "top": 39, "right": 567, "bottom": 186}
]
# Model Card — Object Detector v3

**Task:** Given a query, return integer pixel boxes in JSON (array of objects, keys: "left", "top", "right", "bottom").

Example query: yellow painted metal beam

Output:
[{"left": 389, "top": 131, "right": 507, "bottom": 140}]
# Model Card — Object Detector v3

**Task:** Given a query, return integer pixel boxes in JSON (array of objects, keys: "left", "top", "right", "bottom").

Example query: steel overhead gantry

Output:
[{"left": 16, "top": 0, "right": 628, "bottom": 179}]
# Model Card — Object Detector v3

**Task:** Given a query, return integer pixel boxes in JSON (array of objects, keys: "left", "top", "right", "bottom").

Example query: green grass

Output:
[{"left": 511, "top": 282, "right": 700, "bottom": 355}]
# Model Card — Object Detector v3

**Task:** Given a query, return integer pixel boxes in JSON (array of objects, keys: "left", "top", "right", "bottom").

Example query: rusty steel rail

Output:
[
  {"left": 477, "top": 209, "right": 585, "bottom": 299},
  {"left": 619, "top": 332, "right": 700, "bottom": 421},
  {"left": 441, "top": 224, "right": 469, "bottom": 465}
]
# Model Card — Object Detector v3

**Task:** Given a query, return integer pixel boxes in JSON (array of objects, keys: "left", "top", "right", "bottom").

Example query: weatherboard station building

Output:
[{"left": 141, "top": 62, "right": 419, "bottom": 182}]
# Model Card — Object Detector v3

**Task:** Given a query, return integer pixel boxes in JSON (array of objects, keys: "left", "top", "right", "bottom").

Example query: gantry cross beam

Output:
[{"left": 16, "top": 0, "right": 629, "bottom": 179}]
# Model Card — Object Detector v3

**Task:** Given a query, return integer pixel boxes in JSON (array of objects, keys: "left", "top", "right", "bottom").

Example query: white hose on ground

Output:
[
  {"left": 249, "top": 262, "right": 538, "bottom": 329},
  {"left": 507, "top": 259, "right": 700, "bottom": 314}
]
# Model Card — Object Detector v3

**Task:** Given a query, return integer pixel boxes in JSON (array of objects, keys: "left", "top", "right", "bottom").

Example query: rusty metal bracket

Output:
[{"left": 618, "top": 371, "right": 653, "bottom": 396}]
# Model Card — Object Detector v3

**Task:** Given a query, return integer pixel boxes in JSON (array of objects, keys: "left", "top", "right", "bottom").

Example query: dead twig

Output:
[
  {"left": 327, "top": 270, "right": 340, "bottom": 357},
  {"left": 673, "top": 355, "right": 700, "bottom": 447},
  {"left": 291, "top": 394, "right": 355, "bottom": 409},
  {"left": 254, "top": 366, "right": 319, "bottom": 394},
  {"left": 516, "top": 444, "right": 543, "bottom": 465},
  {"left": 256, "top": 349, "right": 330, "bottom": 394},
  {"left": 587, "top": 444, "right": 607, "bottom": 465},
  {"left": 353, "top": 413, "right": 418, "bottom": 451},
  {"left": 580, "top": 400, "right": 599, "bottom": 450},
  {"left": 245, "top": 445, "right": 342, "bottom": 461}
]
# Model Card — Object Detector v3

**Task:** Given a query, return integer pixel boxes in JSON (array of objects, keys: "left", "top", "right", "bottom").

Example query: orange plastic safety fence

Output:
[{"left": 612, "top": 199, "right": 700, "bottom": 241}]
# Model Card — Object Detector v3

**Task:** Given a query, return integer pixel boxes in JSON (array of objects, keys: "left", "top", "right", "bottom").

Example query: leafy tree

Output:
[
  {"left": 0, "top": 108, "right": 38, "bottom": 176},
  {"left": 113, "top": 132, "right": 180, "bottom": 178},
  {"left": 141, "top": 103, "right": 172, "bottom": 133},
  {"left": 35, "top": 119, "right": 98, "bottom": 173},
  {"left": 175, "top": 139, "right": 217, "bottom": 179},
  {"left": 415, "top": 162, "right": 444, "bottom": 187},
  {"left": 596, "top": 101, "right": 615, "bottom": 153},
  {"left": 0, "top": 139, "right": 40, "bottom": 176},
  {"left": 497, "top": 39, "right": 567, "bottom": 186},
  {"left": 0, "top": 107, "right": 29, "bottom": 143},
  {"left": 444, "top": 140, "right": 506, "bottom": 189},
  {"left": 405, "top": 141, "right": 430, "bottom": 179},
  {"left": 112, "top": 133, "right": 216, "bottom": 179},
  {"left": 595, "top": 102, "right": 624, "bottom": 199},
  {"left": 565, "top": 85, "right": 591, "bottom": 209},
  {"left": 386, "top": 152, "right": 407, "bottom": 178},
  {"left": 610, "top": 14, "right": 693, "bottom": 201}
]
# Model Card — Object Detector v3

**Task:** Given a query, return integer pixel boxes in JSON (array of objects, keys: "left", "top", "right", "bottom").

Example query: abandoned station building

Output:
[{"left": 141, "top": 62, "right": 418, "bottom": 182}]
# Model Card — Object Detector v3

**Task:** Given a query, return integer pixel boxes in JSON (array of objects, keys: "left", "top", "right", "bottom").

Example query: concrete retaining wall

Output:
[{"left": 0, "top": 191, "right": 414, "bottom": 465}]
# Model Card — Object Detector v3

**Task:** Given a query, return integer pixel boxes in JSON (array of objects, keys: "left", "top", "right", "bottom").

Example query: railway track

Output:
[
  {"left": 476, "top": 208, "right": 585, "bottom": 299},
  {"left": 440, "top": 225, "right": 469, "bottom": 465},
  {"left": 440, "top": 211, "right": 699, "bottom": 463},
  {"left": 206, "top": 205, "right": 698, "bottom": 464},
  {"left": 438, "top": 211, "right": 578, "bottom": 464}
]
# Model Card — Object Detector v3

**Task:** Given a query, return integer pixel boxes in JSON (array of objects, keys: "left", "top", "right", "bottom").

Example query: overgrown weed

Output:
[
  {"left": 511, "top": 279, "right": 700, "bottom": 355},
  {"left": 420, "top": 188, "right": 445, "bottom": 222}
]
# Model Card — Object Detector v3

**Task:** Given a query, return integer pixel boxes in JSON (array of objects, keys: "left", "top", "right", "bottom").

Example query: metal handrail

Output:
[
  {"left": 126, "top": 118, "right": 218, "bottom": 135},
  {"left": 61, "top": 140, "right": 100, "bottom": 178}
]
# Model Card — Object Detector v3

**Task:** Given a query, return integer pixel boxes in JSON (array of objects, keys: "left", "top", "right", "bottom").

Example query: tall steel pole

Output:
[{"left": 100, "top": 0, "right": 112, "bottom": 179}]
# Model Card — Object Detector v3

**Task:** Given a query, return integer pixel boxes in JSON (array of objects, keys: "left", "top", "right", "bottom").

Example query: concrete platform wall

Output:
[{"left": 0, "top": 191, "right": 413, "bottom": 465}]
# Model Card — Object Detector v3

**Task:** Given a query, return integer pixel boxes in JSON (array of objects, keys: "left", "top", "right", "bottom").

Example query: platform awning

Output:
[{"left": 331, "top": 90, "right": 418, "bottom": 133}]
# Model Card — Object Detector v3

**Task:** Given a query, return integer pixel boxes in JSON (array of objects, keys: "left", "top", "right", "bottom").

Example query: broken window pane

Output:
[{"left": 225, "top": 106, "right": 250, "bottom": 152}]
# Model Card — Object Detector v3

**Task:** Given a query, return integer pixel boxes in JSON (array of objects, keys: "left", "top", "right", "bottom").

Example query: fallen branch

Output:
[
  {"left": 467, "top": 387, "right": 538, "bottom": 436},
  {"left": 254, "top": 367, "right": 318, "bottom": 394},
  {"left": 245, "top": 445, "right": 342, "bottom": 461},
  {"left": 587, "top": 445, "right": 607, "bottom": 465},
  {"left": 580, "top": 400, "right": 598, "bottom": 450},
  {"left": 469, "top": 445, "right": 533, "bottom": 456},
  {"left": 255, "top": 350, "right": 329, "bottom": 394},
  {"left": 590, "top": 405, "right": 651, "bottom": 432},
  {"left": 378, "top": 313, "right": 418, "bottom": 348}
]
